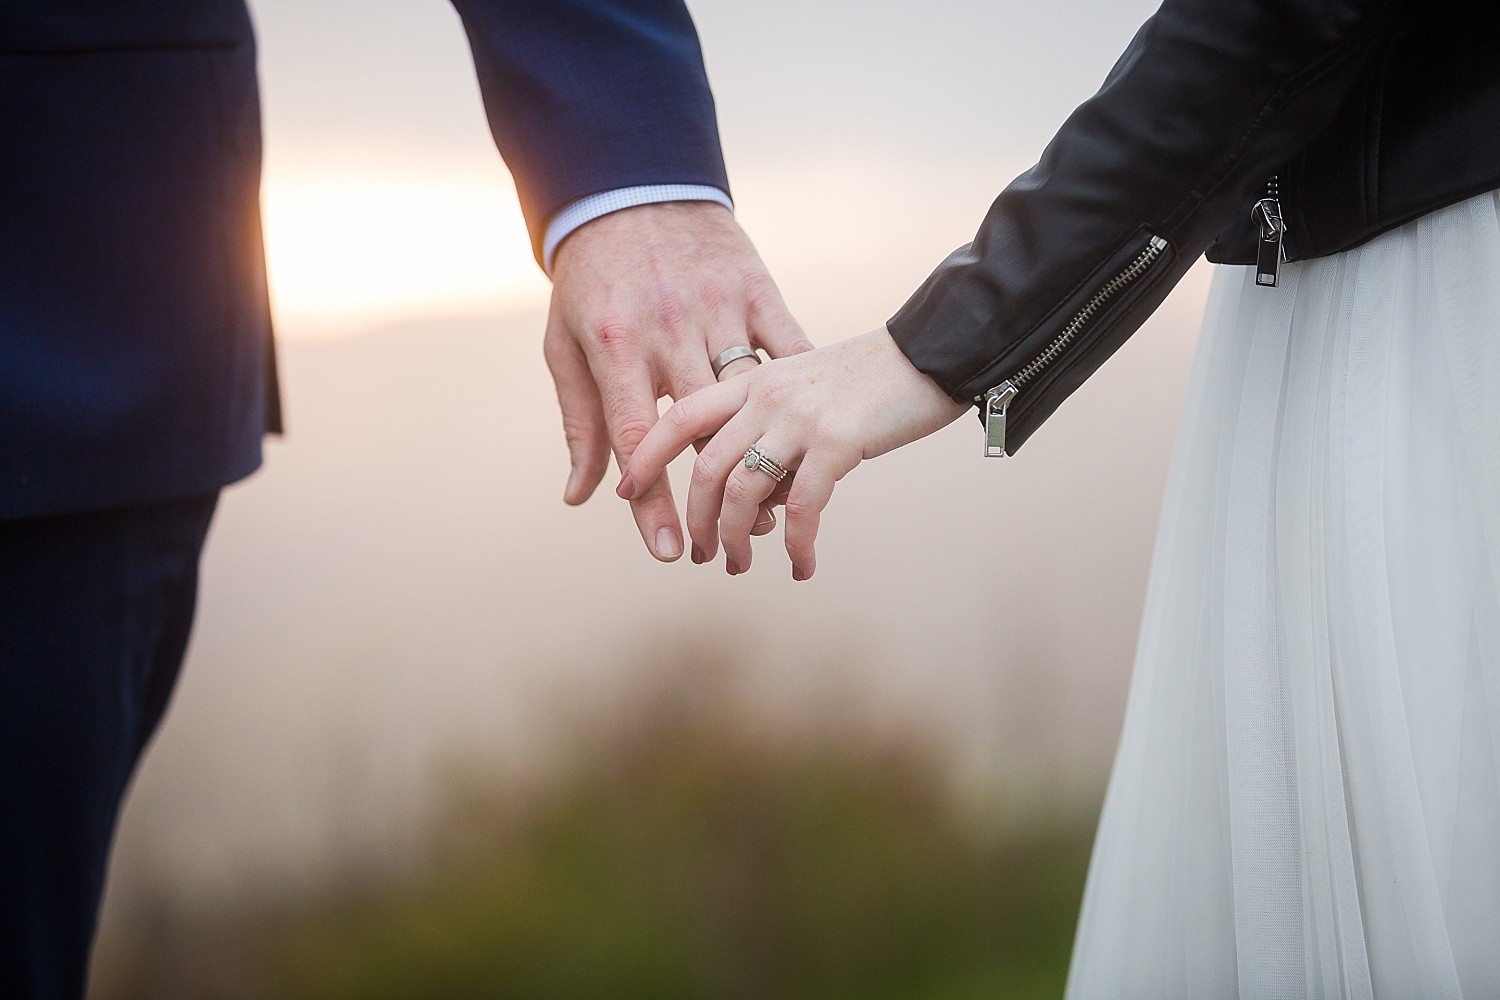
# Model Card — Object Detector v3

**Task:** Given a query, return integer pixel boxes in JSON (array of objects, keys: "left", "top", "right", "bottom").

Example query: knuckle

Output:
[
  {"left": 586, "top": 316, "right": 636, "bottom": 354},
  {"left": 739, "top": 269, "right": 781, "bottom": 310},
  {"left": 786, "top": 394, "right": 826, "bottom": 428},
  {"left": 757, "top": 377, "right": 807, "bottom": 417},
  {"left": 691, "top": 453, "right": 719, "bottom": 489},
  {"left": 560, "top": 418, "right": 597, "bottom": 449},
  {"left": 611, "top": 415, "right": 655, "bottom": 451},
  {"left": 783, "top": 497, "right": 819, "bottom": 522},
  {"left": 784, "top": 332, "right": 816, "bottom": 356},
  {"left": 664, "top": 397, "right": 695, "bottom": 431},
  {"left": 632, "top": 493, "right": 673, "bottom": 515},
  {"left": 747, "top": 369, "right": 787, "bottom": 405},
  {"left": 722, "top": 475, "right": 756, "bottom": 506},
  {"left": 651, "top": 285, "right": 689, "bottom": 333},
  {"left": 696, "top": 279, "right": 729, "bottom": 320}
]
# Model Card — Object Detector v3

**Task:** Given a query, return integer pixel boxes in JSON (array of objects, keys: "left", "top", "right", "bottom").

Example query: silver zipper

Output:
[
  {"left": 980, "top": 234, "right": 1169, "bottom": 457},
  {"left": 1252, "top": 175, "right": 1286, "bottom": 287}
]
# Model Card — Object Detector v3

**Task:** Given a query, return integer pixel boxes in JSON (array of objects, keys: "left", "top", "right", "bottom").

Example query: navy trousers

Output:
[{"left": 0, "top": 493, "right": 218, "bottom": 1000}]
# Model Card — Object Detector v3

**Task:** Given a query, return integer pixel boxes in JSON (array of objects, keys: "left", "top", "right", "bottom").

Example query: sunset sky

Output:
[{"left": 250, "top": 0, "right": 1164, "bottom": 337}]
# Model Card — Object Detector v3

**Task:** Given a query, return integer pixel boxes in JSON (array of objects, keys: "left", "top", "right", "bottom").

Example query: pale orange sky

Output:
[{"left": 249, "top": 0, "right": 1163, "bottom": 337}]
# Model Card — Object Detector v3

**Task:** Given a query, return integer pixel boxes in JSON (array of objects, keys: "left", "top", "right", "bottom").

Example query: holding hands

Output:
[
  {"left": 546, "top": 201, "right": 813, "bottom": 562},
  {"left": 617, "top": 328, "right": 969, "bottom": 580},
  {"left": 546, "top": 203, "right": 965, "bottom": 579}
]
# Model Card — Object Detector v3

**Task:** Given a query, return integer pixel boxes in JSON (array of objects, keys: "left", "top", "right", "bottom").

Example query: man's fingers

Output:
[
  {"left": 626, "top": 471, "right": 686, "bottom": 563},
  {"left": 747, "top": 286, "right": 814, "bottom": 359},
  {"left": 592, "top": 363, "right": 689, "bottom": 561},
  {"left": 544, "top": 322, "right": 611, "bottom": 505},
  {"left": 693, "top": 331, "right": 762, "bottom": 391},
  {"left": 749, "top": 468, "right": 790, "bottom": 537},
  {"left": 664, "top": 341, "right": 716, "bottom": 401},
  {"left": 749, "top": 503, "right": 778, "bottom": 536},
  {"left": 620, "top": 379, "right": 746, "bottom": 502}
]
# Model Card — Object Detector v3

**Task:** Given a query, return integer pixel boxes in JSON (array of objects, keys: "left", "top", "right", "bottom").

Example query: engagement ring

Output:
[{"left": 743, "top": 445, "right": 789, "bottom": 483}]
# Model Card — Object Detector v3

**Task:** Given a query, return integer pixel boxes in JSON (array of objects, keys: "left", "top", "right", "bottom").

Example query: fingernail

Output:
[
  {"left": 654, "top": 528, "right": 682, "bottom": 561},
  {"left": 691, "top": 544, "right": 706, "bottom": 565},
  {"left": 564, "top": 470, "right": 582, "bottom": 505},
  {"left": 754, "top": 510, "right": 776, "bottom": 529},
  {"left": 726, "top": 557, "right": 743, "bottom": 576},
  {"left": 615, "top": 474, "right": 636, "bottom": 501},
  {"left": 792, "top": 565, "right": 810, "bottom": 582}
]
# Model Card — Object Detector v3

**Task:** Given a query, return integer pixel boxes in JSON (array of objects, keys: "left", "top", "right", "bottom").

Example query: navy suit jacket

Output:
[{"left": 0, "top": 0, "right": 729, "bottom": 520}]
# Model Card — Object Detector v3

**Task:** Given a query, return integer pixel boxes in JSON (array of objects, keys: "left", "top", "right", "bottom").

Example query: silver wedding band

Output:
[
  {"left": 711, "top": 345, "right": 761, "bottom": 380},
  {"left": 743, "top": 444, "right": 790, "bottom": 483}
]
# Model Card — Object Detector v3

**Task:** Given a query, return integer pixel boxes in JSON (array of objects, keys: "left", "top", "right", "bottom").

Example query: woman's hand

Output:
[{"left": 616, "top": 328, "right": 970, "bottom": 579}]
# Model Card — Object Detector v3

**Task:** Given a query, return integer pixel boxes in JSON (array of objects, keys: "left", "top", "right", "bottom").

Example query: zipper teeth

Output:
[{"left": 1009, "top": 236, "right": 1167, "bottom": 389}]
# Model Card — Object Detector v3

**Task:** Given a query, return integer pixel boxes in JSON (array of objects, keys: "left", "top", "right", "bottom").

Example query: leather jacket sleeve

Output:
[
  {"left": 448, "top": 0, "right": 730, "bottom": 266},
  {"left": 887, "top": 0, "right": 1403, "bottom": 455}
]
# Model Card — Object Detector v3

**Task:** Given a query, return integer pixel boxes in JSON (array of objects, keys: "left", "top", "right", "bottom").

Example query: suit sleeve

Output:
[
  {"left": 449, "top": 0, "right": 730, "bottom": 265},
  {"left": 887, "top": 0, "right": 1403, "bottom": 452}
]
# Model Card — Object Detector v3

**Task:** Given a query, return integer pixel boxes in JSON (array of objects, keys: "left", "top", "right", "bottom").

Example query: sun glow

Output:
[{"left": 260, "top": 171, "right": 550, "bottom": 338}]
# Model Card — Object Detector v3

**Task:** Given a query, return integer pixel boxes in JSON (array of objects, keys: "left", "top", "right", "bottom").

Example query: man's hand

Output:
[{"left": 545, "top": 201, "right": 812, "bottom": 561}]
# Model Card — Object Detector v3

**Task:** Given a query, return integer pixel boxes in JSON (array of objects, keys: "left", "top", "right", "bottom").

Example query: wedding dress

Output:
[{"left": 1065, "top": 189, "right": 1500, "bottom": 1000}]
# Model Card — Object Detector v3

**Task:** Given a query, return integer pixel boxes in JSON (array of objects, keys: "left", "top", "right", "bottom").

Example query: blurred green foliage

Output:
[{"left": 100, "top": 662, "right": 1095, "bottom": 1000}]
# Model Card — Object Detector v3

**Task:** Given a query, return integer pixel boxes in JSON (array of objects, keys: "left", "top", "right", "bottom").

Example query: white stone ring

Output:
[
  {"left": 743, "top": 444, "right": 790, "bottom": 483},
  {"left": 711, "top": 345, "right": 761, "bottom": 380}
]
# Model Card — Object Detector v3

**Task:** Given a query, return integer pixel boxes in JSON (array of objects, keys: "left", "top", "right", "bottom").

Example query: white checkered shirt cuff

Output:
[{"left": 542, "top": 184, "right": 735, "bottom": 274}]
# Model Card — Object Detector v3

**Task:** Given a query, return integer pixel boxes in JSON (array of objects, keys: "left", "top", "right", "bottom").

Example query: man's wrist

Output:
[{"left": 543, "top": 184, "right": 734, "bottom": 275}]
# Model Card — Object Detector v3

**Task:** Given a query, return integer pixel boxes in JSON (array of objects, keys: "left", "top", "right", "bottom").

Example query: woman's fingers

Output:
[
  {"left": 616, "top": 329, "right": 970, "bottom": 577},
  {"left": 718, "top": 435, "right": 800, "bottom": 575},
  {"left": 619, "top": 378, "right": 747, "bottom": 502},
  {"left": 782, "top": 452, "right": 844, "bottom": 581},
  {"left": 684, "top": 409, "right": 763, "bottom": 564}
]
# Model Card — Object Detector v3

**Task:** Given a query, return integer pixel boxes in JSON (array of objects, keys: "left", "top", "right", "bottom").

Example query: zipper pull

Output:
[
  {"left": 1252, "top": 197, "right": 1286, "bottom": 287},
  {"left": 983, "top": 381, "right": 1019, "bottom": 458}
]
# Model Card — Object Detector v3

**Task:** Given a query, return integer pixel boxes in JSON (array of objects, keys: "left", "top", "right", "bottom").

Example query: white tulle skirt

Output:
[{"left": 1066, "top": 189, "right": 1500, "bottom": 1000}]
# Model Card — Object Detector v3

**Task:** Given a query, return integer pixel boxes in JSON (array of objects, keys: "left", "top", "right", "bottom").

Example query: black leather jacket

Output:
[{"left": 888, "top": 0, "right": 1499, "bottom": 456}]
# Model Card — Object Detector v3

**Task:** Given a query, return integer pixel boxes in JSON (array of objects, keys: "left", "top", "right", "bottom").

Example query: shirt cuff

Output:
[{"left": 542, "top": 184, "right": 735, "bottom": 274}]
